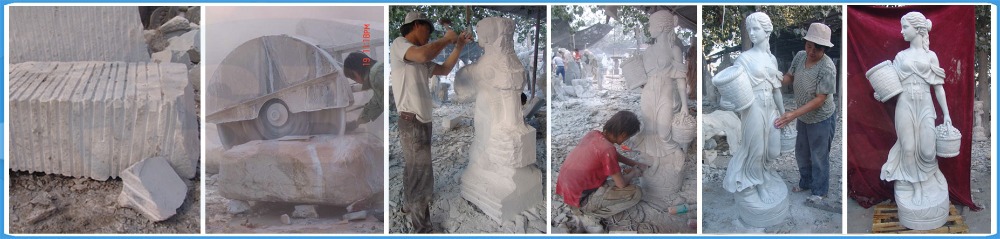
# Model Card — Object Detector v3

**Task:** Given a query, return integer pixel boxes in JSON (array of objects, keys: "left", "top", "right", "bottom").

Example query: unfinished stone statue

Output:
[
  {"left": 973, "top": 101, "right": 987, "bottom": 141},
  {"left": 867, "top": 12, "right": 956, "bottom": 230},
  {"left": 712, "top": 12, "right": 789, "bottom": 227},
  {"left": 631, "top": 10, "right": 690, "bottom": 210},
  {"left": 454, "top": 17, "right": 542, "bottom": 223}
]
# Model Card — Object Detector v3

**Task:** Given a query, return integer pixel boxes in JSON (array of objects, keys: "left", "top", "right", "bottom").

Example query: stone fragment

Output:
[
  {"left": 152, "top": 50, "right": 191, "bottom": 66},
  {"left": 27, "top": 206, "right": 58, "bottom": 224},
  {"left": 9, "top": 62, "right": 200, "bottom": 179},
  {"left": 292, "top": 205, "right": 319, "bottom": 218},
  {"left": 118, "top": 157, "right": 188, "bottom": 222},
  {"left": 9, "top": 6, "right": 150, "bottom": 63},
  {"left": 226, "top": 199, "right": 251, "bottom": 214},
  {"left": 30, "top": 192, "right": 53, "bottom": 206},
  {"left": 218, "top": 134, "right": 383, "bottom": 206},
  {"left": 158, "top": 15, "right": 191, "bottom": 34},
  {"left": 442, "top": 115, "right": 464, "bottom": 130},
  {"left": 342, "top": 210, "right": 368, "bottom": 221},
  {"left": 280, "top": 214, "right": 291, "bottom": 225}
]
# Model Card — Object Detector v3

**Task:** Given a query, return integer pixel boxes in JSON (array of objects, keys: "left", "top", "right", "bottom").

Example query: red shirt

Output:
[{"left": 555, "top": 130, "right": 622, "bottom": 207}]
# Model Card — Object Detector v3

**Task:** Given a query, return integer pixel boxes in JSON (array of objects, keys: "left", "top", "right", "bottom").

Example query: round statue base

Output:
[
  {"left": 735, "top": 173, "right": 789, "bottom": 228},
  {"left": 895, "top": 180, "right": 950, "bottom": 230}
]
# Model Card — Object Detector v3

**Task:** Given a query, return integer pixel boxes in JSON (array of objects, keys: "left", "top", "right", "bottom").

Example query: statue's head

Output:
[
  {"left": 649, "top": 10, "right": 678, "bottom": 38},
  {"left": 901, "top": 12, "right": 932, "bottom": 43},
  {"left": 745, "top": 12, "right": 774, "bottom": 45},
  {"left": 476, "top": 17, "right": 515, "bottom": 47}
]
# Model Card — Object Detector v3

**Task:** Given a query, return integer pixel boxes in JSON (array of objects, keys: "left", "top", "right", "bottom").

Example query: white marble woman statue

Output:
[
  {"left": 878, "top": 12, "right": 953, "bottom": 230},
  {"left": 717, "top": 12, "right": 789, "bottom": 227},
  {"left": 632, "top": 10, "right": 689, "bottom": 210},
  {"left": 454, "top": 17, "right": 541, "bottom": 222}
]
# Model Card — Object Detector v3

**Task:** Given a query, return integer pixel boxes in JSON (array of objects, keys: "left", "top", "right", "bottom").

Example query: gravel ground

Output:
[
  {"left": 549, "top": 75, "right": 698, "bottom": 234},
  {"left": 7, "top": 171, "right": 201, "bottom": 234},
  {"left": 701, "top": 95, "right": 844, "bottom": 234},
  {"left": 203, "top": 173, "right": 383, "bottom": 234},
  {"left": 846, "top": 140, "right": 993, "bottom": 234},
  {"left": 387, "top": 93, "right": 548, "bottom": 234}
]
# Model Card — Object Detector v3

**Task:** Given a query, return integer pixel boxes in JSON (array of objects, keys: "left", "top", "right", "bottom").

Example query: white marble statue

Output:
[
  {"left": 973, "top": 101, "right": 987, "bottom": 141},
  {"left": 712, "top": 12, "right": 789, "bottom": 227},
  {"left": 630, "top": 10, "right": 690, "bottom": 210},
  {"left": 869, "top": 11, "right": 956, "bottom": 230},
  {"left": 453, "top": 17, "right": 542, "bottom": 223}
]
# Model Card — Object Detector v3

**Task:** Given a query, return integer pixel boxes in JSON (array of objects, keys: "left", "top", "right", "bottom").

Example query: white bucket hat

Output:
[
  {"left": 403, "top": 12, "right": 431, "bottom": 25},
  {"left": 803, "top": 22, "right": 834, "bottom": 47}
]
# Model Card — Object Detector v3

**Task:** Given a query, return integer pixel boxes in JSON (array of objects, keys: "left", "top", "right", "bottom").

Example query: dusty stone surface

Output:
[
  {"left": 388, "top": 88, "right": 548, "bottom": 233},
  {"left": 702, "top": 95, "right": 843, "bottom": 234},
  {"left": 217, "top": 134, "right": 383, "bottom": 207},
  {"left": 118, "top": 157, "right": 188, "bottom": 222},
  {"left": 205, "top": 173, "right": 383, "bottom": 234},
  {"left": 8, "top": 171, "right": 200, "bottom": 233},
  {"left": 292, "top": 205, "right": 319, "bottom": 219},
  {"left": 9, "top": 6, "right": 151, "bottom": 63},
  {"left": 9, "top": 61, "right": 200, "bottom": 180},
  {"left": 227, "top": 199, "right": 251, "bottom": 215},
  {"left": 205, "top": 123, "right": 223, "bottom": 175},
  {"left": 549, "top": 75, "right": 696, "bottom": 233},
  {"left": 846, "top": 140, "right": 993, "bottom": 233}
]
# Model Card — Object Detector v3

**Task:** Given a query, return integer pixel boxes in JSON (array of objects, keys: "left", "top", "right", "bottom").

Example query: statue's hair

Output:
[
  {"left": 649, "top": 10, "right": 677, "bottom": 34},
  {"left": 746, "top": 12, "right": 774, "bottom": 33},
  {"left": 902, "top": 12, "right": 932, "bottom": 51}
]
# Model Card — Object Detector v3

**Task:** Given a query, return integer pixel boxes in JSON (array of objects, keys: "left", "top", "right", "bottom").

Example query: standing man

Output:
[
  {"left": 773, "top": 23, "right": 838, "bottom": 205},
  {"left": 390, "top": 11, "right": 471, "bottom": 233},
  {"left": 553, "top": 54, "right": 565, "bottom": 83},
  {"left": 343, "top": 52, "right": 384, "bottom": 131}
]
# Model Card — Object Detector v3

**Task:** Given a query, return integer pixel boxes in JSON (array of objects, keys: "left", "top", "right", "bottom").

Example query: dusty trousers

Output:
[
  {"left": 399, "top": 112, "right": 433, "bottom": 233},
  {"left": 580, "top": 181, "right": 643, "bottom": 219}
]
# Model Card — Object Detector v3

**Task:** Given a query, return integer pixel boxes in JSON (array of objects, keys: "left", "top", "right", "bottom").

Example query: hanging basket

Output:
[
  {"left": 672, "top": 112, "right": 697, "bottom": 145},
  {"left": 623, "top": 55, "right": 647, "bottom": 90},
  {"left": 866, "top": 60, "right": 903, "bottom": 102},
  {"left": 712, "top": 65, "right": 754, "bottom": 111},
  {"left": 780, "top": 123, "right": 797, "bottom": 153},
  {"left": 935, "top": 123, "right": 961, "bottom": 158}
]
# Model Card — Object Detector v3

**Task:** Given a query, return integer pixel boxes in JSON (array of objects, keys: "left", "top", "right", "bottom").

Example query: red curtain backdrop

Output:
[{"left": 846, "top": 5, "right": 979, "bottom": 210}]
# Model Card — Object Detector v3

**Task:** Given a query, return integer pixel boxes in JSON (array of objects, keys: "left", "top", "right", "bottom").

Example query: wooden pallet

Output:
[{"left": 872, "top": 203, "right": 968, "bottom": 234}]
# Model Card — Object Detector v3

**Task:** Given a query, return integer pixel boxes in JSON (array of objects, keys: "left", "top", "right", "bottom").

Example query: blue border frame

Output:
[{"left": 1, "top": 1, "right": 998, "bottom": 238}]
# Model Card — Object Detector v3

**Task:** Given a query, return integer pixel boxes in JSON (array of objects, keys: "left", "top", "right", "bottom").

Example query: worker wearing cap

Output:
[
  {"left": 390, "top": 11, "right": 471, "bottom": 233},
  {"left": 774, "top": 23, "right": 838, "bottom": 205},
  {"left": 343, "top": 52, "right": 384, "bottom": 131}
]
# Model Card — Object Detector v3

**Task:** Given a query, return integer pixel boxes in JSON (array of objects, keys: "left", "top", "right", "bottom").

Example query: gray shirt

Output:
[{"left": 788, "top": 51, "right": 837, "bottom": 124}]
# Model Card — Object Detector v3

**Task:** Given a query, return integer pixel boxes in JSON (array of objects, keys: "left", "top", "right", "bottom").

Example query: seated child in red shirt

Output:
[{"left": 556, "top": 110, "right": 649, "bottom": 219}]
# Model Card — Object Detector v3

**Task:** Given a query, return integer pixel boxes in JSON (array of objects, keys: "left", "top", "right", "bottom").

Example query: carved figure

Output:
[
  {"left": 867, "top": 11, "right": 956, "bottom": 230},
  {"left": 631, "top": 10, "right": 690, "bottom": 210},
  {"left": 454, "top": 17, "right": 542, "bottom": 222},
  {"left": 712, "top": 12, "right": 789, "bottom": 227}
]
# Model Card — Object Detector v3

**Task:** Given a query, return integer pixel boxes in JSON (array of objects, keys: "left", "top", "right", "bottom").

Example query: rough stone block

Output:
[
  {"left": 442, "top": 115, "right": 464, "bottom": 130},
  {"left": 461, "top": 130, "right": 542, "bottom": 223},
  {"left": 292, "top": 205, "right": 319, "bottom": 218},
  {"left": 118, "top": 157, "right": 187, "bottom": 222},
  {"left": 226, "top": 199, "right": 251, "bottom": 214},
  {"left": 9, "top": 6, "right": 151, "bottom": 63},
  {"left": 218, "top": 134, "right": 383, "bottom": 206},
  {"left": 9, "top": 62, "right": 200, "bottom": 179}
]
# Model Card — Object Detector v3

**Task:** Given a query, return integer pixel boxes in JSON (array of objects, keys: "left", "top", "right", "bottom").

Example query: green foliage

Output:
[
  {"left": 976, "top": 5, "right": 991, "bottom": 53},
  {"left": 389, "top": 6, "right": 544, "bottom": 44},
  {"left": 703, "top": 5, "right": 841, "bottom": 61}
]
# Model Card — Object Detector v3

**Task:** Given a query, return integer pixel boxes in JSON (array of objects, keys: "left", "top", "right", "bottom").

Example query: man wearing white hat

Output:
[
  {"left": 774, "top": 22, "right": 838, "bottom": 206},
  {"left": 391, "top": 11, "right": 472, "bottom": 233}
]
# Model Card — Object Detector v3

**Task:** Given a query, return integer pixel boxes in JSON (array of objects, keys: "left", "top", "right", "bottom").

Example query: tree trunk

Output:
[{"left": 975, "top": 48, "right": 991, "bottom": 137}]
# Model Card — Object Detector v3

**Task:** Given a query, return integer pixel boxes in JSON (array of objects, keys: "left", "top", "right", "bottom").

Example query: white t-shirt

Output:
[
  {"left": 553, "top": 56, "right": 565, "bottom": 67},
  {"left": 390, "top": 37, "right": 436, "bottom": 123}
]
